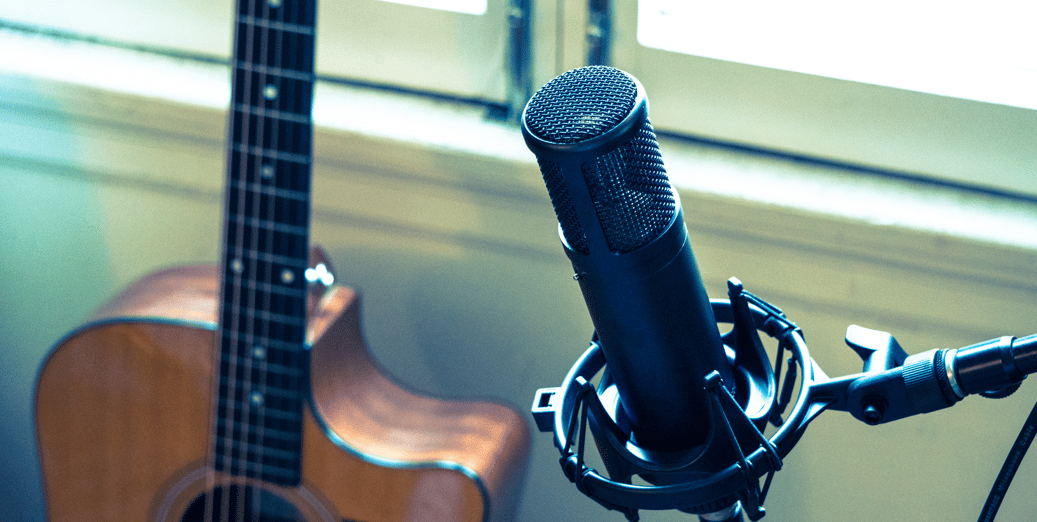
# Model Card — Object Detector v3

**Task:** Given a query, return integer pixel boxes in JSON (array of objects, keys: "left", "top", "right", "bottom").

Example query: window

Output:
[
  {"left": 380, "top": 0, "right": 487, "bottom": 15},
  {"left": 319, "top": 0, "right": 509, "bottom": 101},
  {"left": 6, "top": 0, "right": 1035, "bottom": 198},
  {"left": 610, "top": 0, "right": 1037, "bottom": 198},
  {"left": 1, "top": 0, "right": 512, "bottom": 103},
  {"left": 637, "top": 0, "right": 1036, "bottom": 111}
]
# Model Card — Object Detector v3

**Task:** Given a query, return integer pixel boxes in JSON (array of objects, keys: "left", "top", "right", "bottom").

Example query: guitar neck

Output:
[{"left": 214, "top": 0, "right": 317, "bottom": 487}]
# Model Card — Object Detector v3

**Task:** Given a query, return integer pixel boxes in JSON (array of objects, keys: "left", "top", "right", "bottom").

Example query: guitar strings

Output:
[
  {"left": 243, "top": 0, "right": 264, "bottom": 518},
  {"left": 210, "top": 2, "right": 314, "bottom": 520},
  {"left": 247, "top": 0, "right": 280, "bottom": 518},
  {"left": 237, "top": 0, "right": 273, "bottom": 517},
  {"left": 209, "top": 1, "right": 260, "bottom": 521}
]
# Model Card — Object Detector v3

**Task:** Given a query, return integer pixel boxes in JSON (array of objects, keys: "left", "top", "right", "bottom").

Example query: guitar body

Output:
[{"left": 36, "top": 264, "right": 530, "bottom": 522}]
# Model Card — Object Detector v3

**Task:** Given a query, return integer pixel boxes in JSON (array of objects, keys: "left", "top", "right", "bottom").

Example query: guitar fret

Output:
[
  {"left": 225, "top": 307, "right": 306, "bottom": 327},
  {"left": 230, "top": 248, "right": 302, "bottom": 265},
  {"left": 217, "top": 389, "right": 301, "bottom": 416},
  {"left": 220, "top": 376, "right": 302, "bottom": 400},
  {"left": 228, "top": 214, "right": 308, "bottom": 236},
  {"left": 231, "top": 113, "right": 311, "bottom": 156},
  {"left": 235, "top": 61, "right": 315, "bottom": 82},
  {"left": 214, "top": 453, "right": 300, "bottom": 484},
  {"left": 215, "top": 414, "right": 302, "bottom": 442},
  {"left": 234, "top": 22, "right": 314, "bottom": 73},
  {"left": 229, "top": 178, "right": 309, "bottom": 202},
  {"left": 227, "top": 143, "right": 310, "bottom": 192},
  {"left": 232, "top": 247, "right": 306, "bottom": 266},
  {"left": 217, "top": 382, "right": 303, "bottom": 408},
  {"left": 235, "top": 103, "right": 311, "bottom": 124},
  {"left": 218, "top": 397, "right": 302, "bottom": 422},
  {"left": 220, "top": 305, "right": 307, "bottom": 338},
  {"left": 220, "top": 342, "right": 304, "bottom": 376},
  {"left": 221, "top": 307, "right": 305, "bottom": 340},
  {"left": 223, "top": 223, "right": 307, "bottom": 260},
  {"left": 226, "top": 192, "right": 308, "bottom": 236},
  {"left": 225, "top": 274, "right": 308, "bottom": 300},
  {"left": 223, "top": 254, "right": 309, "bottom": 284},
  {"left": 220, "top": 359, "right": 304, "bottom": 383},
  {"left": 234, "top": 143, "right": 310, "bottom": 165},
  {"left": 214, "top": 450, "right": 300, "bottom": 477},
  {"left": 233, "top": 281, "right": 306, "bottom": 303},
  {"left": 239, "top": 14, "right": 315, "bottom": 35},
  {"left": 237, "top": 0, "right": 315, "bottom": 26},
  {"left": 221, "top": 333, "right": 304, "bottom": 353},
  {"left": 215, "top": 440, "right": 301, "bottom": 463},
  {"left": 218, "top": 415, "right": 303, "bottom": 440}
]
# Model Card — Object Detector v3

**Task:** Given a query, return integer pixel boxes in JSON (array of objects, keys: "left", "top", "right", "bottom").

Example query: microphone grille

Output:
[
  {"left": 587, "top": 121, "right": 675, "bottom": 253},
  {"left": 540, "top": 159, "right": 591, "bottom": 253},
  {"left": 524, "top": 66, "right": 637, "bottom": 144}
]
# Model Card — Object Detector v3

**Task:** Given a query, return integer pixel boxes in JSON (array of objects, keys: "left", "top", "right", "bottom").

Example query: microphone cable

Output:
[{"left": 977, "top": 397, "right": 1037, "bottom": 522}]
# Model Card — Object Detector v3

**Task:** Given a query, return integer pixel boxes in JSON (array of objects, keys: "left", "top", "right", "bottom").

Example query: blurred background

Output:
[{"left": 2, "top": 1, "right": 1036, "bottom": 520}]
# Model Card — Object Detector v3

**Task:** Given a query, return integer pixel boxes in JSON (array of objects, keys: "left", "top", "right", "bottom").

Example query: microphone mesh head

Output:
[
  {"left": 524, "top": 66, "right": 675, "bottom": 254},
  {"left": 524, "top": 66, "right": 637, "bottom": 144}
]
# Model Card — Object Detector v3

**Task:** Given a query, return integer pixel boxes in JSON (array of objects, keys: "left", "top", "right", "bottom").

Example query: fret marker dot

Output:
[
  {"left": 252, "top": 345, "right": 266, "bottom": 360},
  {"left": 281, "top": 269, "right": 295, "bottom": 284},
  {"left": 268, "top": 0, "right": 282, "bottom": 7},
  {"left": 230, "top": 259, "right": 244, "bottom": 274},
  {"left": 261, "top": 164, "right": 275, "bottom": 179},
  {"left": 263, "top": 84, "right": 278, "bottom": 100},
  {"left": 250, "top": 392, "right": 264, "bottom": 406}
]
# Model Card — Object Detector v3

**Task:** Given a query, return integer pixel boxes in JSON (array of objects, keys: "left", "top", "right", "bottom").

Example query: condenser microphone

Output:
[
  {"left": 524, "top": 68, "right": 1037, "bottom": 522},
  {"left": 521, "top": 66, "right": 735, "bottom": 453}
]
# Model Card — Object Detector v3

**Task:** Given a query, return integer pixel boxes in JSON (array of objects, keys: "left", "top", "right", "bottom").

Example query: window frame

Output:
[
  {"left": 1, "top": 0, "right": 515, "bottom": 104},
  {"left": 608, "top": 0, "right": 1037, "bottom": 199}
]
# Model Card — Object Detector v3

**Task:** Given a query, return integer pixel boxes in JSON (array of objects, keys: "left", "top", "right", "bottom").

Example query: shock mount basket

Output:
[{"left": 532, "top": 279, "right": 828, "bottom": 521}]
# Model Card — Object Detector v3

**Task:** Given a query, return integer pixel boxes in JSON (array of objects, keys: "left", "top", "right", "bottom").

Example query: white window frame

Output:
[
  {"left": 1, "top": 0, "right": 513, "bottom": 104},
  {"left": 607, "top": 0, "right": 1037, "bottom": 199}
]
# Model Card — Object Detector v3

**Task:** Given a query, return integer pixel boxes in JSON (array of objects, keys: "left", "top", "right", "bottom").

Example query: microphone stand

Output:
[{"left": 531, "top": 278, "right": 1037, "bottom": 521}]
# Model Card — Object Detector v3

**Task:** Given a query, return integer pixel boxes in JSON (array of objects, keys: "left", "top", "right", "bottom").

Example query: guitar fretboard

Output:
[{"left": 214, "top": 0, "right": 317, "bottom": 487}]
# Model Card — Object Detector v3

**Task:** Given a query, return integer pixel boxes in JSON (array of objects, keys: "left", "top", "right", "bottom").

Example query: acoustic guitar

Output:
[{"left": 34, "top": 1, "right": 531, "bottom": 520}]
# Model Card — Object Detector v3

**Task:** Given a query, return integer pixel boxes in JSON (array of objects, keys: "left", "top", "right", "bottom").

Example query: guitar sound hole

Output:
[{"left": 181, "top": 485, "right": 304, "bottom": 522}]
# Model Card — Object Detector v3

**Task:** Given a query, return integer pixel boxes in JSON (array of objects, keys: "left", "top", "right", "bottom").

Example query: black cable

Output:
[{"left": 977, "top": 399, "right": 1037, "bottom": 522}]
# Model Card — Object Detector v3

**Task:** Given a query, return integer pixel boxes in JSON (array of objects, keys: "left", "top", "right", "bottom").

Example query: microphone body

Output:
[{"left": 522, "top": 66, "right": 734, "bottom": 452}]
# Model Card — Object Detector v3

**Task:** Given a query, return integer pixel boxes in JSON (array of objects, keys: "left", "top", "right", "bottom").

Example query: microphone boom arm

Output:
[{"left": 811, "top": 327, "right": 1037, "bottom": 425}]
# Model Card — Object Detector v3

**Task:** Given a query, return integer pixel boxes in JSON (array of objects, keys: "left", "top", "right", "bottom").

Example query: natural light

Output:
[
  {"left": 379, "top": 0, "right": 486, "bottom": 15},
  {"left": 638, "top": 0, "right": 1037, "bottom": 111}
]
